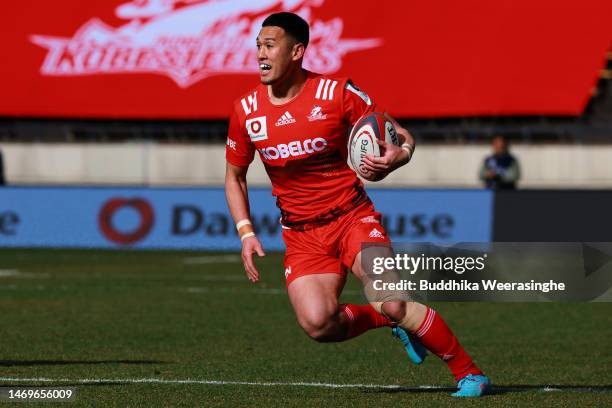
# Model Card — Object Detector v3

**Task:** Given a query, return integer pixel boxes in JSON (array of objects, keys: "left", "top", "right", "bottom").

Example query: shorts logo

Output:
[
  {"left": 307, "top": 105, "right": 327, "bottom": 121},
  {"left": 368, "top": 228, "right": 384, "bottom": 239},
  {"left": 245, "top": 116, "right": 267, "bottom": 141},
  {"left": 285, "top": 266, "right": 292, "bottom": 279},
  {"left": 275, "top": 111, "right": 296, "bottom": 127},
  {"left": 360, "top": 216, "right": 378, "bottom": 224}
]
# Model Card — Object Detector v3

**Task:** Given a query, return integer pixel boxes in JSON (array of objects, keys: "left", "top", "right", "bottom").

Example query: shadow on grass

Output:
[
  {"left": 0, "top": 360, "right": 169, "bottom": 367},
  {"left": 366, "top": 384, "right": 612, "bottom": 395}
]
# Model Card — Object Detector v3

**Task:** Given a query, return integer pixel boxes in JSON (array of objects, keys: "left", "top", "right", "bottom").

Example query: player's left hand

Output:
[
  {"left": 362, "top": 139, "right": 410, "bottom": 180},
  {"left": 242, "top": 235, "right": 265, "bottom": 283}
]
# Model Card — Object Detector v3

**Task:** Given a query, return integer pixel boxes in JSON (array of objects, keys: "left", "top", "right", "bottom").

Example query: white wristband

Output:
[
  {"left": 236, "top": 219, "right": 252, "bottom": 231},
  {"left": 240, "top": 232, "right": 256, "bottom": 241},
  {"left": 401, "top": 143, "right": 414, "bottom": 160}
]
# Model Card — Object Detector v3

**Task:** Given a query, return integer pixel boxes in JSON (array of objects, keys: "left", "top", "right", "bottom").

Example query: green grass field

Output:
[{"left": 0, "top": 249, "right": 610, "bottom": 407}]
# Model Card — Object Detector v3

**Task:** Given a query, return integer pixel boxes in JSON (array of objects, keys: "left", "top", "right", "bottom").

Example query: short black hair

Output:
[{"left": 262, "top": 12, "right": 309, "bottom": 48}]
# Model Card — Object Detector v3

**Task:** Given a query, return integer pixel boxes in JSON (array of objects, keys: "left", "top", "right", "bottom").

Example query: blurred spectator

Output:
[
  {"left": 479, "top": 135, "right": 520, "bottom": 190},
  {"left": 0, "top": 148, "right": 4, "bottom": 185}
]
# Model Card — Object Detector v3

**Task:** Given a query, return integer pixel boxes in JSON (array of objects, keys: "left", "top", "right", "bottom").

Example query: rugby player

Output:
[{"left": 224, "top": 12, "right": 491, "bottom": 397}]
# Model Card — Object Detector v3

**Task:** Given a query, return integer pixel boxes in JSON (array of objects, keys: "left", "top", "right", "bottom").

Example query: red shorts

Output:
[{"left": 282, "top": 201, "right": 390, "bottom": 287}]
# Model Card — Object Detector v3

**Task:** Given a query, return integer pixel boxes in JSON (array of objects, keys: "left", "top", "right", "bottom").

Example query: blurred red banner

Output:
[{"left": 1, "top": 0, "right": 611, "bottom": 119}]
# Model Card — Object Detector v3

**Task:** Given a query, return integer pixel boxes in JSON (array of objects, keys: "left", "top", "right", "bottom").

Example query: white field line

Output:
[
  {"left": 196, "top": 275, "right": 246, "bottom": 281},
  {"left": 0, "top": 377, "right": 605, "bottom": 393},
  {"left": 185, "top": 287, "right": 286, "bottom": 295},
  {"left": 0, "top": 377, "right": 404, "bottom": 389},
  {"left": 0, "top": 377, "right": 602, "bottom": 393},
  {"left": 183, "top": 255, "right": 242, "bottom": 264},
  {"left": 0, "top": 269, "right": 49, "bottom": 278}
]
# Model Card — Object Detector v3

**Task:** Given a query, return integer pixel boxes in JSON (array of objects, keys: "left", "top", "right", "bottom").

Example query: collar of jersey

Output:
[{"left": 265, "top": 70, "right": 314, "bottom": 108}]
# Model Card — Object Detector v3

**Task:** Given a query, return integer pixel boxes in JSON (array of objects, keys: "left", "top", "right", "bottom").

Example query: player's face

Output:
[
  {"left": 493, "top": 137, "right": 507, "bottom": 155},
  {"left": 256, "top": 26, "right": 300, "bottom": 85}
]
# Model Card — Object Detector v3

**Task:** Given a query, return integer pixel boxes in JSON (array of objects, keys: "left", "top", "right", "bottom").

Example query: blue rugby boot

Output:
[
  {"left": 452, "top": 374, "right": 491, "bottom": 397},
  {"left": 391, "top": 326, "right": 427, "bottom": 365}
]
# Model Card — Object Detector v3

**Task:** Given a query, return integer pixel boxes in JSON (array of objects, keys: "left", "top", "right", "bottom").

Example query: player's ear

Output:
[{"left": 291, "top": 42, "right": 305, "bottom": 61}]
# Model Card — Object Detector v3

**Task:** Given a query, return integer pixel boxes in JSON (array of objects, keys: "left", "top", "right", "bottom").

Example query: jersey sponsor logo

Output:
[
  {"left": 245, "top": 116, "right": 267, "bottom": 142},
  {"left": 258, "top": 137, "right": 328, "bottom": 161},
  {"left": 241, "top": 92, "right": 258, "bottom": 115},
  {"left": 275, "top": 111, "right": 296, "bottom": 127},
  {"left": 360, "top": 216, "right": 378, "bottom": 224},
  {"left": 346, "top": 82, "right": 372, "bottom": 106},
  {"left": 315, "top": 79, "right": 338, "bottom": 101},
  {"left": 31, "top": 1, "right": 382, "bottom": 88},
  {"left": 369, "top": 228, "right": 385, "bottom": 239},
  {"left": 226, "top": 137, "right": 237, "bottom": 151},
  {"left": 307, "top": 105, "right": 327, "bottom": 122}
]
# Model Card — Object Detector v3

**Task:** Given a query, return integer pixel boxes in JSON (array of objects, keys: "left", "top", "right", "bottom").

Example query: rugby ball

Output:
[{"left": 348, "top": 112, "right": 399, "bottom": 179}]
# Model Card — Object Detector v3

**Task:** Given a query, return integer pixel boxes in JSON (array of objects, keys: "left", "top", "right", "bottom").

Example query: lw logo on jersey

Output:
[
  {"left": 307, "top": 105, "right": 327, "bottom": 122},
  {"left": 245, "top": 116, "right": 267, "bottom": 142},
  {"left": 30, "top": 1, "right": 382, "bottom": 88},
  {"left": 241, "top": 92, "right": 258, "bottom": 115},
  {"left": 275, "top": 111, "right": 296, "bottom": 127}
]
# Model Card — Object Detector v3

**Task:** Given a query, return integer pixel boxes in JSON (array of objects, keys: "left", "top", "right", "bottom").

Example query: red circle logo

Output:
[
  {"left": 98, "top": 198, "right": 154, "bottom": 245},
  {"left": 250, "top": 120, "right": 261, "bottom": 133}
]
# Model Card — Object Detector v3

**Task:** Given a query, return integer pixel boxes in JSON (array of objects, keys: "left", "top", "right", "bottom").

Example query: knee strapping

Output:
[{"left": 371, "top": 301, "right": 426, "bottom": 331}]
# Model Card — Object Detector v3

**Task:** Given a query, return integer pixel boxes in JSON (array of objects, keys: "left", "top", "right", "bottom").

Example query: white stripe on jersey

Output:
[
  {"left": 315, "top": 79, "right": 325, "bottom": 99},
  {"left": 322, "top": 79, "right": 331, "bottom": 100},
  {"left": 328, "top": 81, "right": 338, "bottom": 100},
  {"left": 315, "top": 79, "right": 338, "bottom": 101}
]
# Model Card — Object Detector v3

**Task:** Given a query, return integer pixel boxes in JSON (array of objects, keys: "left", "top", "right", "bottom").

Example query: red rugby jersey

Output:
[{"left": 226, "top": 71, "right": 376, "bottom": 226}]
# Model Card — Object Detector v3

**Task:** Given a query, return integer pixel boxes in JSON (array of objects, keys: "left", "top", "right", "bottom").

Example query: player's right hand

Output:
[
  {"left": 360, "top": 169, "right": 388, "bottom": 182},
  {"left": 241, "top": 236, "right": 265, "bottom": 283}
]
